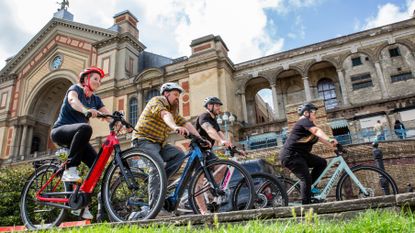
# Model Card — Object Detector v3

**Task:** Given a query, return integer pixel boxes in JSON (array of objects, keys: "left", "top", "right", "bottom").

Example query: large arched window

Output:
[
  {"left": 145, "top": 89, "right": 159, "bottom": 103},
  {"left": 129, "top": 97, "right": 138, "bottom": 126},
  {"left": 317, "top": 78, "right": 337, "bottom": 109}
]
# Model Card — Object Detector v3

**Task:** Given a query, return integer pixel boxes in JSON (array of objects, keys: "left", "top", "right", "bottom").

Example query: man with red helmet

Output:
[{"left": 51, "top": 66, "right": 111, "bottom": 219}]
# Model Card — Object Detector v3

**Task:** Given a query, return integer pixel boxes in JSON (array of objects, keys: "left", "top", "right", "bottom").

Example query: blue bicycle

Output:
[{"left": 161, "top": 134, "right": 256, "bottom": 215}]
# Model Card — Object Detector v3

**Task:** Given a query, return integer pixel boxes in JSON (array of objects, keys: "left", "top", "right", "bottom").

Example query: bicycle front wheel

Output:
[
  {"left": 188, "top": 159, "right": 255, "bottom": 214},
  {"left": 336, "top": 165, "right": 398, "bottom": 201},
  {"left": 20, "top": 164, "right": 67, "bottom": 230},
  {"left": 101, "top": 148, "right": 167, "bottom": 222}
]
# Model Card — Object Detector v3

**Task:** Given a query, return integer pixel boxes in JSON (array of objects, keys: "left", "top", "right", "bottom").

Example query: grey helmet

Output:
[
  {"left": 160, "top": 82, "right": 184, "bottom": 95},
  {"left": 297, "top": 102, "right": 318, "bottom": 116},
  {"left": 203, "top": 96, "right": 223, "bottom": 108}
]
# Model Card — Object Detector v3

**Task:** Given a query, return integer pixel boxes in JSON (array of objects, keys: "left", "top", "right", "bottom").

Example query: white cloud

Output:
[
  {"left": 363, "top": 0, "right": 415, "bottom": 30},
  {"left": 0, "top": 0, "right": 325, "bottom": 69}
]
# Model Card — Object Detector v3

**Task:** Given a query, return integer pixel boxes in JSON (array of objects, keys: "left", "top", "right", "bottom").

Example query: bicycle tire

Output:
[
  {"left": 279, "top": 176, "right": 301, "bottom": 206},
  {"left": 188, "top": 159, "right": 255, "bottom": 214},
  {"left": 20, "top": 164, "right": 67, "bottom": 230},
  {"left": 101, "top": 148, "right": 167, "bottom": 222},
  {"left": 248, "top": 172, "right": 288, "bottom": 208},
  {"left": 336, "top": 165, "right": 399, "bottom": 201}
]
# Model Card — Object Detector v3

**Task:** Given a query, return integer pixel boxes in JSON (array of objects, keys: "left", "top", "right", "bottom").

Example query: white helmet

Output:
[{"left": 160, "top": 82, "right": 184, "bottom": 95}]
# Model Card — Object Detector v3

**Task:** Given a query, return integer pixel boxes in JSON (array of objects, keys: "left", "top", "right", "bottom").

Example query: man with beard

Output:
[{"left": 130, "top": 82, "right": 206, "bottom": 219}]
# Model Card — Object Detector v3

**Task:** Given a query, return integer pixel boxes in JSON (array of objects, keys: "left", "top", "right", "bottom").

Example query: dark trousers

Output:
[
  {"left": 281, "top": 150, "right": 327, "bottom": 204},
  {"left": 51, "top": 123, "right": 97, "bottom": 168},
  {"left": 132, "top": 138, "right": 186, "bottom": 207}
]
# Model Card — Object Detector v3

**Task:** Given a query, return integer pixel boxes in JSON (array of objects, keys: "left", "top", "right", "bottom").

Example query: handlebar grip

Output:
[{"left": 84, "top": 111, "right": 92, "bottom": 119}]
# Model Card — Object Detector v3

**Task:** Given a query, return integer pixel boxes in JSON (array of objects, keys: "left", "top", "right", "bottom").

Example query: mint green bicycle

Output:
[{"left": 282, "top": 144, "right": 398, "bottom": 205}]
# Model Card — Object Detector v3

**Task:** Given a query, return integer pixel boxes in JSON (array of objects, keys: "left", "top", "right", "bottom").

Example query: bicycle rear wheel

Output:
[
  {"left": 336, "top": 165, "right": 398, "bottom": 201},
  {"left": 249, "top": 172, "right": 288, "bottom": 208},
  {"left": 20, "top": 164, "right": 67, "bottom": 230},
  {"left": 101, "top": 148, "right": 167, "bottom": 221},
  {"left": 188, "top": 159, "right": 255, "bottom": 214}
]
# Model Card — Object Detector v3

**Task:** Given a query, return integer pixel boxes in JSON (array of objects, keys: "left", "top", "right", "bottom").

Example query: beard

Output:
[{"left": 170, "top": 100, "right": 180, "bottom": 115}]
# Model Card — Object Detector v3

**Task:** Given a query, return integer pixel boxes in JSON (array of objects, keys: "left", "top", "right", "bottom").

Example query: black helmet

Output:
[
  {"left": 297, "top": 102, "right": 318, "bottom": 116},
  {"left": 203, "top": 96, "right": 223, "bottom": 108}
]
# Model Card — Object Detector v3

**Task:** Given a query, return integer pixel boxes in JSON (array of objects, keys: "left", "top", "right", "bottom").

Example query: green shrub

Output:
[{"left": 0, "top": 164, "right": 33, "bottom": 226}]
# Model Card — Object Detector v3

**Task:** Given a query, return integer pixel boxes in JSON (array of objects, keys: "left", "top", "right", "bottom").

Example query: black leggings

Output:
[
  {"left": 281, "top": 150, "right": 327, "bottom": 204},
  {"left": 51, "top": 123, "right": 97, "bottom": 168}
]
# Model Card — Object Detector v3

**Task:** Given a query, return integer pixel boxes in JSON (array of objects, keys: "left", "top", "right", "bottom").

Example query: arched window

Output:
[
  {"left": 129, "top": 97, "right": 138, "bottom": 126},
  {"left": 145, "top": 89, "right": 159, "bottom": 103},
  {"left": 317, "top": 78, "right": 337, "bottom": 109}
]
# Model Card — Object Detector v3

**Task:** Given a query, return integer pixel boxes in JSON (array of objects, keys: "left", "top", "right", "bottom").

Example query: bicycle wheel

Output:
[
  {"left": 101, "top": 148, "right": 167, "bottom": 222},
  {"left": 188, "top": 159, "right": 255, "bottom": 214},
  {"left": 249, "top": 172, "right": 288, "bottom": 208},
  {"left": 20, "top": 164, "right": 67, "bottom": 230},
  {"left": 336, "top": 165, "right": 398, "bottom": 201},
  {"left": 279, "top": 176, "right": 301, "bottom": 206}
]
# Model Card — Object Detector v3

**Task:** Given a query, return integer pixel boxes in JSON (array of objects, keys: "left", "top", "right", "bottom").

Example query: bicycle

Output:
[
  {"left": 166, "top": 147, "right": 288, "bottom": 215},
  {"left": 224, "top": 147, "right": 288, "bottom": 209},
  {"left": 19, "top": 111, "right": 167, "bottom": 229},
  {"left": 280, "top": 144, "right": 398, "bottom": 205},
  {"left": 161, "top": 135, "right": 256, "bottom": 215}
]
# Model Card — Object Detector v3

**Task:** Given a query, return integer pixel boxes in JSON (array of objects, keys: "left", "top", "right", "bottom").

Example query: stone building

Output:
[{"left": 1, "top": 7, "right": 415, "bottom": 164}]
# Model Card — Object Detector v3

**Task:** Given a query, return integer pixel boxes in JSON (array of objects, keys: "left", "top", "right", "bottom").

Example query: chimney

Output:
[
  {"left": 113, "top": 10, "right": 139, "bottom": 39},
  {"left": 190, "top": 34, "right": 229, "bottom": 58}
]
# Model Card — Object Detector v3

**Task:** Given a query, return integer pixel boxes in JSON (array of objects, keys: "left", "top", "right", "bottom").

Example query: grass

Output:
[{"left": 43, "top": 208, "right": 415, "bottom": 233}]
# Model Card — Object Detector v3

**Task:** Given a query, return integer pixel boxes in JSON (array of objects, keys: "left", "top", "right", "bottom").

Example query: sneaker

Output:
[
  {"left": 311, "top": 187, "right": 321, "bottom": 196},
  {"left": 71, "top": 207, "right": 93, "bottom": 220},
  {"left": 128, "top": 206, "right": 150, "bottom": 221},
  {"left": 62, "top": 167, "right": 81, "bottom": 182}
]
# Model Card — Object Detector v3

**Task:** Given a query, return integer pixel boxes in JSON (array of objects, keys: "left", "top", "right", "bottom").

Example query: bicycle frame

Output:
[
  {"left": 167, "top": 140, "right": 231, "bottom": 208},
  {"left": 35, "top": 114, "right": 138, "bottom": 209},
  {"left": 286, "top": 155, "right": 369, "bottom": 201},
  {"left": 36, "top": 131, "right": 119, "bottom": 204}
]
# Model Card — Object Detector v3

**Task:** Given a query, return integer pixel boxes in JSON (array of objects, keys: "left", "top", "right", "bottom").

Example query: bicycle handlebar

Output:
[
  {"left": 335, "top": 143, "right": 347, "bottom": 156},
  {"left": 85, "top": 111, "right": 137, "bottom": 132}
]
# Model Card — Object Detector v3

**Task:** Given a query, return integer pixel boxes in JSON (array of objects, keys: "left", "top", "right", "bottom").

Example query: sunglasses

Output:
[{"left": 310, "top": 109, "right": 317, "bottom": 113}]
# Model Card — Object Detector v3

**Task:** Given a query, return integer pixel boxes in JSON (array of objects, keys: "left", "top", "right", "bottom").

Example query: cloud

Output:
[
  {"left": 363, "top": 0, "right": 415, "bottom": 30},
  {"left": 134, "top": 0, "right": 287, "bottom": 63},
  {"left": 0, "top": 0, "right": 326, "bottom": 69}
]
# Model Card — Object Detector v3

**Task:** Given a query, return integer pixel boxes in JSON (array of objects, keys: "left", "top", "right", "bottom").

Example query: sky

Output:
[{"left": 1, "top": 0, "right": 415, "bottom": 106}]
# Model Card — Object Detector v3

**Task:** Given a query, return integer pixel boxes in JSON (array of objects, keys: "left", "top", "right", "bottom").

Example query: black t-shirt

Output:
[
  {"left": 196, "top": 112, "right": 221, "bottom": 145},
  {"left": 282, "top": 117, "right": 318, "bottom": 153}
]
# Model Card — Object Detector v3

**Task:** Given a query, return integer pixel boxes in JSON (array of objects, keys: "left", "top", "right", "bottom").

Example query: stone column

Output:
[
  {"left": 19, "top": 125, "right": 28, "bottom": 158},
  {"left": 240, "top": 92, "right": 248, "bottom": 123},
  {"left": 137, "top": 88, "right": 143, "bottom": 114},
  {"left": 336, "top": 69, "right": 350, "bottom": 106},
  {"left": 270, "top": 84, "right": 280, "bottom": 119},
  {"left": 302, "top": 76, "right": 312, "bottom": 101},
  {"left": 10, "top": 125, "right": 21, "bottom": 161},
  {"left": 25, "top": 126, "right": 34, "bottom": 156},
  {"left": 374, "top": 62, "right": 389, "bottom": 98}
]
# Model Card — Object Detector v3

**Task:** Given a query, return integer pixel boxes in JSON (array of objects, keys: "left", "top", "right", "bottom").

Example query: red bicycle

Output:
[{"left": 19, "top": 111, "right": 167, "bottom": 230}]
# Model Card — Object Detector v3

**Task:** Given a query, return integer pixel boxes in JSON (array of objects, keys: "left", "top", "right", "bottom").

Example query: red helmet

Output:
[{"left": 79, "top": 67, "right": 105, "bottom": 84}]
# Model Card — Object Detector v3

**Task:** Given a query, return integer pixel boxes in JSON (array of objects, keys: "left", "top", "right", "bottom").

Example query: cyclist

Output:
[
  {"left": 194, "top": 96, "right": 246, "bottom": 214},
  {"left": 279, "top": 102, "right": 338, "bottom": 204},
  {"left": 130, "top": 82, "right": 209, "bottom": 219},
  {"left": 51, "top": 66, "right": 111, "bottom": 219},
  {"left": 196, "top": 96, "right": 232, "bottom": 148}
]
